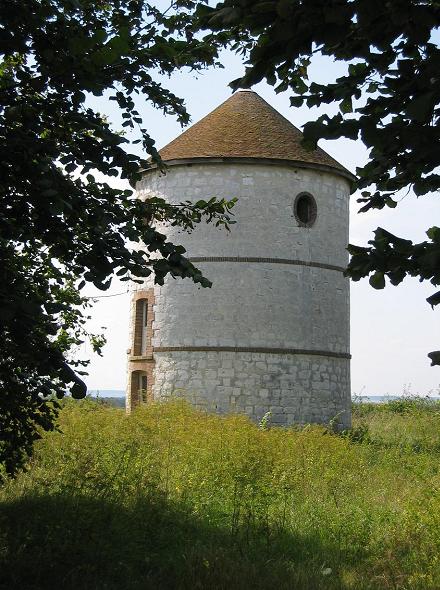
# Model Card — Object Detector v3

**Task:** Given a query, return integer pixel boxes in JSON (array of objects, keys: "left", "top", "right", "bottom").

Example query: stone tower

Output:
[{"left": 126, "top": 90, "right": 354, "bottom": 428}]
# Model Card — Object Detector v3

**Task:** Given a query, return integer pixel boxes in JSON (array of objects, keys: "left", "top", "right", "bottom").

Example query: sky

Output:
[{"left": 81, "top": 42, "right": 440, "bottom": 398}]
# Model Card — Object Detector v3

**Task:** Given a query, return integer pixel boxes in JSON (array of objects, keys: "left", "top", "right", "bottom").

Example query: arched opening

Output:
[
  {"left": 130, "top": 370, "right": 148, "bottom": 404},
  {"left": 294, "top": 192, "right": 317, "bottom": 227},
  {"left": 133, "top": 298, "right": 148, "bottom": 356}
]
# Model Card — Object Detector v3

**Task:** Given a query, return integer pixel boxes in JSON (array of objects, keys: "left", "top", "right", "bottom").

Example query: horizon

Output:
[{"left": 87, "top": 389, "right": 440, "bottom": 400}]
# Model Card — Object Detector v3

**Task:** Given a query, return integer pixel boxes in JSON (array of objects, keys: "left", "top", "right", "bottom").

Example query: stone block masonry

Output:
[
  {"left": 127, "top": 160, "right": 351, "bottom": 428},
  {"left": 153, "top": 351, "right": 350, "bottom": 429}
]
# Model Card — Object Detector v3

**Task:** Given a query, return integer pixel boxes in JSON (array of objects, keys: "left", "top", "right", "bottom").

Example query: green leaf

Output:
[
  {"left": 65, "top": 162, "right": 77, "bottom": 174},
  {"left": 426, "top": 227, "right": 440, "bottom": 242},
  {"left": 108, "top": 33, "right": 130, "bottom": 54},
  {"left": 369, "top": 271, "right": 385, "bottom": 289},
  {"left": 295, "top": 77, "right": 308, "bottom": 94},
  {"left": 405, "top": 91, "right": 435, "bottom": 122},
  {"left": 44, "top": 303, "right": 64, "bottom": 314},
  {"left": 385, "top": 197, "right": 397, "bottom": 208},
  {"left": 290, "top": 96, "right": 303, "bottom": 107},
  {"left": 426, "top": 291, "right": 440, "bottom": 309},
  {"left": 71, "top": 381, "right": 87, "bottom": 399},
  {"left": 93, "top": 29, "right": 108, "bottom": 45},
  {"left": 340, "top": 96, "right": 353, "bottom": 114},
  {"left": 92, "top": 47, "right": 119, "bottom": 67},
  {"left": 428, "top": 351, "right": 440, "bottom": 366}
]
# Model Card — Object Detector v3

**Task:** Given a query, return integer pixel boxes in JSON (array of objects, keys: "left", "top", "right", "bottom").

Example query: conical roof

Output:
[{"left": 157, "top": 90, "right": 351, "bottom": 177}]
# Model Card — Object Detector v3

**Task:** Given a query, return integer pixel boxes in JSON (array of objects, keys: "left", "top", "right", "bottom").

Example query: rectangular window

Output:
[
  {"left": 141, "top": 300, "right": 148, "bottom": 355},
  {"left": 133, "top": 298, "right": 148, "bottom": 356}
]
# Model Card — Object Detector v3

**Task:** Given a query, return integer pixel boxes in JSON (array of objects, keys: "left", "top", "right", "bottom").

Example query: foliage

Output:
[
  {"left": 0, "top": 0, "right": 236, "bottom": 476},
  {"left": 2, "top": 398, "right": 440, "bottom": 589},
  {"left": 196, "top": 0, "right": 440, "bottom": 362},
  {"left": 352, "top": 396, "right": 440, "bottom": 454}
]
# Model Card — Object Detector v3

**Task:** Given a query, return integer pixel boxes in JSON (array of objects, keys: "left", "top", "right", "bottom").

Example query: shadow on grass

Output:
[{"left": 0, "top": 493, "right": 363, "bottom": 590}]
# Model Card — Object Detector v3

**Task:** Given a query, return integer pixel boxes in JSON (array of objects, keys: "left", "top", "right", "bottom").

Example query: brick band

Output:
[
  {"left": 188, "top": 256, "right": 346, "bottom": 274},
  {"left": 154, "top": 346, "right": 351, "bottom": 360}
]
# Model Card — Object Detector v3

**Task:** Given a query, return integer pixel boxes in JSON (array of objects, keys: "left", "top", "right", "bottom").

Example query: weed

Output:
[{"left": 1, "top": 398, "right": 440, "bottom": 589}]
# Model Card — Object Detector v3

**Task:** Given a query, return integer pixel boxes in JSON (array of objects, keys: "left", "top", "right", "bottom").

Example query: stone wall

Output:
[
  {"left": 153, "top": 351, "right": 350, "bottom": 429},
  {"left": 137, "top": 162, "right": 350, "bottom": 267},
  {"left": 151, "top": 263, "right": 348, "bottom": 353},
  {"left": 127, "top": 161, "right": 351, "bottom": 427}
]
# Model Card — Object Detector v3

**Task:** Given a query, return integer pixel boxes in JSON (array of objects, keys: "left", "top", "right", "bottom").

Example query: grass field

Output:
[{"left": 1, "top": 397, "right": 440, "bottom": 589}]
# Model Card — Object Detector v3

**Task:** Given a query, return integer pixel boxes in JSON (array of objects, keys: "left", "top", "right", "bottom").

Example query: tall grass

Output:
[{"left": 1, "top": 398, "right": 440, "bottom": 589}]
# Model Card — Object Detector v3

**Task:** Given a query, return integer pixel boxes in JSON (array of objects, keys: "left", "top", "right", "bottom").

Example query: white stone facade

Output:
[
  {"left": 153, "top": 351, "right": 350, "bottom": 427},
  {"left": 128, "top": 161, "right": 351, "bottom": 428}
]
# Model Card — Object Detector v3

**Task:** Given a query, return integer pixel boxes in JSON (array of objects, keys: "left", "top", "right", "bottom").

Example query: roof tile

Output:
[{"left": 158, "top": 90, "right": 349, "bottom": 175}]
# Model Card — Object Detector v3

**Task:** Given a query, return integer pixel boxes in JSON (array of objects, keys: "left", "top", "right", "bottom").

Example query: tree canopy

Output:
[{"left": 0, "top": 0, "right": 236, "bottom": 477}]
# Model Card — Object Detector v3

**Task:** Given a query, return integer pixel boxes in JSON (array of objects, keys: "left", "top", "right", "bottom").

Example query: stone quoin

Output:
[{"left": 126, "top": 90, "right": 354, "bottom": 429}]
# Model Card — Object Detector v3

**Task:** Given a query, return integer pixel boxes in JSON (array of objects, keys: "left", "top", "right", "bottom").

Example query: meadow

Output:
[{"left": 1, "top": 397, "right": 440, "bottom": 590}]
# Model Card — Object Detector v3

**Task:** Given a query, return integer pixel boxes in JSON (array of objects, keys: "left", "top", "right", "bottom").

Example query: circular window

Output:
[{"left": 294, "top": 192, "right": 317, "bottom": 227}]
